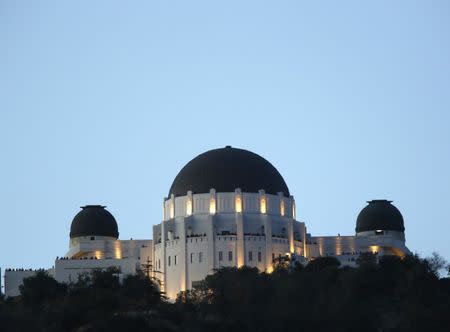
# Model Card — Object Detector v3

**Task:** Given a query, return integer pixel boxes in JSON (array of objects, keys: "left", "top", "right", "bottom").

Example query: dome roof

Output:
[
  {"left": 169, "top": 146, "right": 290, "bottom": 197},
  {"left": 70, "top": 205, "right": 119, "bottom": 239},
  {"left": 356, "top": 200, "right": 405, "bottom": 233}
]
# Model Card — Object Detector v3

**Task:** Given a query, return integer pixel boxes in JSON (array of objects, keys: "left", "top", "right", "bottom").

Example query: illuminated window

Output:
[
  {"left": 186, "top": 198, "right": 192, "bottom": 216},
  {"left": 235, "top": 194, "right": 242, "bottom": 213},
  {"left": 280, "top": 200, "right": 285, "bottom": 216},
  {"left": 209, "top": 197, "right": 216, "bottom": 214},
  {"left": 260, "top": 196, "right": 267, "bottom": 214}
]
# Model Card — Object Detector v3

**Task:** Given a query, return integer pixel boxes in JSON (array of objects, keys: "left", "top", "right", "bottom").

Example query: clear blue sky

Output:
[{"left": 1, "top": 1, "right": 450, "bottom": 278}]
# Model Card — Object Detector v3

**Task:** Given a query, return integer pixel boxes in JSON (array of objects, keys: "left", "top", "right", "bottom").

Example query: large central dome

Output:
[{"left": 169, "top": 146, "right": 290, "bottom": 197}]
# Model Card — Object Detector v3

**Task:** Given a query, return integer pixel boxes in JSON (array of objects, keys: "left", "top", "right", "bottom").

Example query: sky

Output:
[{"left": 1, "top": 1, "right": 450, "bottom": 284}]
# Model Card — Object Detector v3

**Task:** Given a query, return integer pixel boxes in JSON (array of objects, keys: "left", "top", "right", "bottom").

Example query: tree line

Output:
[{"left": 1, "top": 254, "right": 449, "bottom": 331}]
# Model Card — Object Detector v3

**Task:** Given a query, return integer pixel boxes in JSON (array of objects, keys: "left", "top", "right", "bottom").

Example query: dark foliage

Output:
[{"left": 1, "top": 255, "right": 450, "bottom": 331}]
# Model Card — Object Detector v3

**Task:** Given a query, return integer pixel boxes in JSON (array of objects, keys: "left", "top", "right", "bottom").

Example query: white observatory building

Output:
[{"left": 4, "top": 146, "right": 411, "bottom": 299}]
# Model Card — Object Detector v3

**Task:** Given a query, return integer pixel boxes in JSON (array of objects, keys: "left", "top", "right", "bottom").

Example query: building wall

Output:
[
  {"left": 154, "top": 191, "right": 301, "bottom": 298},
  {"left": 54, "top": 257, "right": 138, "bottom": 284},
  {"left": 4, "top": 270, "right": 42, "bottom": 297}
]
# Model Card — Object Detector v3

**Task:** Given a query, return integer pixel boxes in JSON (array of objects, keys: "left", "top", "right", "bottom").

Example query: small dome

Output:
[
  {"left": 169, "top": 146, "right": 290, "bottom": 197},
  {"left": 356, "top": 200, "right": 405, "bottom": 233},
  {"left": 70, "top": 205, "right": 119, "bottom": 239}
]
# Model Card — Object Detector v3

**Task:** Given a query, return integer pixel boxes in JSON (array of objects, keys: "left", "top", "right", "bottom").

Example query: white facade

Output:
[
  {"left": 4, "top": 237, "right": 152, "bottom": 298},
  {"left": 154, "top": 189, "right": 306, "bottom": 298},
  {"left": 153, "top": 190, "right": 411, "bottom": 298}
]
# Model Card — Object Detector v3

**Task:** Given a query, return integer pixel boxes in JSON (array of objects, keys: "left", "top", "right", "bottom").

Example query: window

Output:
[
  {"left": 190, "top": 253, "right": 193, "bottom": 263},
  {"left": 90, "top": 236, "right": 95, "bottom": 241},
  {"left": 158, "top": 259, "right": 161, "bottom": 269},
  {"left": 219, "top": 251, "right": 223, "bottom": 261},
  {"left": 174, "top": 255, "right": 178, "bottom": 265},
  {"left": 168, "top": 256, "right": 171, "bottom": 266},
  {"left": 272, "top": 253, "right": 275, "bottom": 262},
  {"left": 228, "top": 251, "right": 233, "bottom": 261},
  {"left": 248, "top": 251, "right": 253, "bottom": 261},
  {"left": 258, "top": 251, "right": 262, "bottom": 262},
  {"left": 280, "top": 199, "right": 285, "bottom": 216},
  {"left": 199, "top": 252, "right": 203, "bottom": 263}
]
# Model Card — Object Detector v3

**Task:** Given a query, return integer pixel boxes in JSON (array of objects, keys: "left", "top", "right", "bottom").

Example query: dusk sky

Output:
[{"left": 1, "top": 1, "right": 450, "bottom": 281}]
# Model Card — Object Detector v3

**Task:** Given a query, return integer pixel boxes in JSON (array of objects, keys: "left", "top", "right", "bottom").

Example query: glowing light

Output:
[
  {"left": 235, "top": 195, "right": 242, "bottom": 213},
  {"left": 115, "top": 246, "right": 122, "bottom": 259},
  {"left": 209, "top": 197, "right": 216, "bottom": 214},
  {"left": 186, "top": 198, "right": 192, "bottom": 216},
  {"left": 170, "top": 201, "right": 174, "bottom": 219},
  {"left": 369, "top": 245, "right": 380, "bottom": 254},
  {"left": 292, "top": 202, "right": 296, "bottom": 219},
  {"left": 260, "top": 196, "right": 267, "bottom": 214},
  {"left": 280, "top": 199, "right": 285, "bottom": 216},
  {"left": 94, "top": 250, "right": 103, "bottom": 259}
]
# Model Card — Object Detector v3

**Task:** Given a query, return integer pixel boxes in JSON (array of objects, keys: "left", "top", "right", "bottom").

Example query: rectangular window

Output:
[
  {"left": 228, "top": 251, "right": 233, "bottom": 261},
  {"left": 168, "top": 256, "right": 171, "bottom": 267},
  {"left": 158, "top": 259, "right": 161, "bottom": 269},
  {"left": 190, "top": 253, "right": 193, "bottom": 263},
  {"left": 219, "top": 251, "right": 223, "bottom": 261},
  {"left": 248, "top": 251, "right": 253, "bottom": 262},
  {"left": 258, "top": 252, "right": 262, "bottom": 262},
  {"left": 199, "top": 252, "right": 203, "bottom": 263},
  {"left": 272, "top": 253, "right": 275, "bottom": 262},
  {"left": 174, "top": 255, "right": 178, "bottom": 265}
]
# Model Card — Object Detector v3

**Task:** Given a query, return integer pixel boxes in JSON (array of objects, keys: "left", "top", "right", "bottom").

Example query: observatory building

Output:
[{"left": 4, "top": 146, "right": 411, "bottom": 299}]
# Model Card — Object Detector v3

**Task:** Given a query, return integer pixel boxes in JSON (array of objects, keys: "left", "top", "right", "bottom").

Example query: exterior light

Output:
[
  {"left": 235, "top": 195, "right": 242, "bottom": 213},
  {"left": 369, "top": 245, "right": 380, "bottom": 254},
  {"left": 170, "top": 201, "right": 174, "bottom": 219},
  {"left": 114, "top": 245, "right": 122, "bottom": 259},
  {"left": 292, "top": 202, "right": 296, "bottom": 219},
  {"left": 209, "top": 197, "right": 216, "bottom": 214},
  {"left": 186, "top": 198, "right": 192, "bottom": 216},
  {"left": 260, "top": 196, "right": 267, "bottom": 214},
  {"left": 280, "top": 199, "right": 285, "bottom": 216}
]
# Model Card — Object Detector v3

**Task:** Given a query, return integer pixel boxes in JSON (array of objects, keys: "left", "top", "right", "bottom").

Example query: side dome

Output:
[
  {"left": 169, "top": 146, "right": 290, "bottom": 197},
  {"left": 70, "top": 205, "right": 119, "bottom": 239},
  {"left": 356, "top": 200, "right": 405, "bottom": 233}
]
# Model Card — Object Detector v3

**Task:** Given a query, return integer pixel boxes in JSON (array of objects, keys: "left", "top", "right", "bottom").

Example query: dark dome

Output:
[
  {"left": 356, "top": 200, "right": 405, "bottom": 233},
  {"left": 70, "top": 205, "right": 119, "bottom": 239},
  {"left": 169, "top": 146, "right": 290, "bottom": 197}
]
